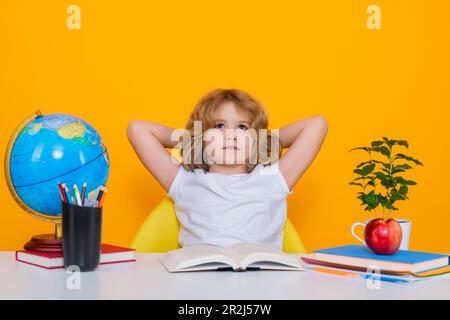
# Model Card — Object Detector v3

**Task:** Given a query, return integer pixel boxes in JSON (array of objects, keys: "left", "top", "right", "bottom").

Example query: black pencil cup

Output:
[{"left": 62, "top": 201, "right": 102, "bottom": 272}]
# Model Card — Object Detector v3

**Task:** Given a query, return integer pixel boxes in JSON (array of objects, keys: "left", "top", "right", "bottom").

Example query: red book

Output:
[{"left": 15, "top": 244, "right": 136, "bottom": 270}]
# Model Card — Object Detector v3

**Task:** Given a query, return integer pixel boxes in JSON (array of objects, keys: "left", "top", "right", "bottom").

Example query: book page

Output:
[
  {"left": 160, "top": 245, "right": 237, "bottom": 271},
  {"left": 225, "top": 242, "right": 303, "bottom": 270},
  {"left": 248, "top": 261, "right": 304, "bottom": 271}
]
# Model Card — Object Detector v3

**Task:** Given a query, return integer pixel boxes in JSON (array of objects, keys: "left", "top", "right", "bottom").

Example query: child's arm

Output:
[
  {"left": 126, "top": 120, "right": 181, "bottom": 192},
  {"left": 278, "top": 115, "right": 328, "bottom": 190}
]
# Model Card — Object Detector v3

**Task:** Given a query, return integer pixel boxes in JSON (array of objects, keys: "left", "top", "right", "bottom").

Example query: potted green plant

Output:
[{"left": 348, "top": 137, "right": 423, "bottom": 255}]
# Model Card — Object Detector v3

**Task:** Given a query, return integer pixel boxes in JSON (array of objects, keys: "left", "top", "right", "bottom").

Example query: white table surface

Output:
[{"left": 1, "top": 252, "right": 449, "bottom": 300}]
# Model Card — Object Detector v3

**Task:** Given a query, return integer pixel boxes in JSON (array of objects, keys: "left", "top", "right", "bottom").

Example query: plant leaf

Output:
[
  {"left": 378, "top": 174, "right": 394, "bottom": 188},
  {"left": 356, "top": 161, "right": 372, "bottom": 168},
  {"left": 361, "top": 163, "right": 376, "bottom": 175},
  {"left": 394, "top": 153, "right": 424, "bottom": 166},
  {"left": 365, "top": 180, "right": 375, "bottom": 187},
  {"left": 372, "top": 146, "right": 391, "bottom": 158},
  {"left": 399, "top": 185, "right": 408, "bottom": 195},
  {"left": 395, "top": 140, "right": 409, "bottom": 148},
  {"left": 378, "top": 195, "right": 389, "bottom": 208},
  {"left": 349, "top": 182, "right": 363, "bottom": 187},
  {"left": 371, "top": 140, "right": 385, "bottom": 147},
  {"left": 391, "top": 168, "right": 405, "bottom": 175},
  {"left": 348, "top": 147, "right": 371, "bottom": 153},
  {"left": 382, "top": 137, "right": 394, "bottom": 148},
  {"left": 391, "top": 190, "right": 407, "bottom": 201},
  {"left": 393, "top": 164, "right": 413, "bottom": 170},
  {"left": 352, "top": 177, "right": 368, "bottom": 181},
  {"left": 393, "top": 176, "right": 406, "bottom": 184},
  {"left": 365, "top": 192, "right": 378, "bottom": 206}
]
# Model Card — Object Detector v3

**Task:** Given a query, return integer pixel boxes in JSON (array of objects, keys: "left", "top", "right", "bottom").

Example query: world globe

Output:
[{"left": 4, "top": 111, "right": 110, "bottom": 250}]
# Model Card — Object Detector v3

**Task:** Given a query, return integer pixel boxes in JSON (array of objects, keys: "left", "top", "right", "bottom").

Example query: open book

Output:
[{"left": 160, "top": 242, "right": 306, "bottom": 272}]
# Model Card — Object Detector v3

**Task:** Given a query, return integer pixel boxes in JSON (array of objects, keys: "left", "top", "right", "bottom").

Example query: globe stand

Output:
[{"left": 23, "top": 222, "right": 62, "bottom": 253}]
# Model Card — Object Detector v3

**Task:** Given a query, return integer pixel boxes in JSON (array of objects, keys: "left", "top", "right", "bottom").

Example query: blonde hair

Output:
[{"left": 180, "top": 88, "right": 280, "bottom": 173}]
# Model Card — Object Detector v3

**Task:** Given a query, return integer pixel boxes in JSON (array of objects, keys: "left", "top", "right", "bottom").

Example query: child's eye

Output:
[
  {"left": 237, "top": 124, "right": 248, "bottom": 131},
  {"left": 215, "top": 123, "right": 225, "bottom": 129}
]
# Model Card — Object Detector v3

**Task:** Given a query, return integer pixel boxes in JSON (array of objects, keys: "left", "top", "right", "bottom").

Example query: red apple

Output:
[{"left": 364, "top": 218, "right": 402, "bottom": 255}]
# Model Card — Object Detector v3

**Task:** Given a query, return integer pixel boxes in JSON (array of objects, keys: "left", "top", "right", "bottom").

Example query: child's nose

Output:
[{"left": 226, "top": 130, "right": 237, "bottom": 141}]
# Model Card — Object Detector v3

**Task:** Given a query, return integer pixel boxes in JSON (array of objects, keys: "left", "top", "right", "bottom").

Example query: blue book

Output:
[{"left": 314, "top": 245, "right": 449, "bottom": 273}]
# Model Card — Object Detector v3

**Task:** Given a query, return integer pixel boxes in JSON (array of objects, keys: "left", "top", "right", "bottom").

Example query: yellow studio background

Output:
[{"left": 1, "top": 1, "right": 449, "bottom": 253}]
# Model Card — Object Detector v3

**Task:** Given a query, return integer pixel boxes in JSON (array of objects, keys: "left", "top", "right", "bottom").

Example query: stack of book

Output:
[
  {"left": 301, "top": 245, "right": 450, "bottom": 284},
  {"left": 16, "top": 244, "right": 136, "bottom": 270}
]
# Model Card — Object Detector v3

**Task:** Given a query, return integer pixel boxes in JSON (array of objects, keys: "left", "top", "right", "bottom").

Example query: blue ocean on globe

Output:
[{"left": 9, "top": 113, "right": 110, "bottom": 216}]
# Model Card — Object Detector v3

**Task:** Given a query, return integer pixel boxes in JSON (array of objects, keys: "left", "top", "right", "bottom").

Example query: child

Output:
[{"left": 127, "top": 89, "right": 328, "bottom": 250}]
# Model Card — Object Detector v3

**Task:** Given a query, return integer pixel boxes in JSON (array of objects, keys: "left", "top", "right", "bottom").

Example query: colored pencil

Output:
[
  {"left": 73, "top": 184, "right": 82, "bottom": 206},
  {"left": 98, "top": 186, "right": 108, "bottom": 208},
  {"left": 306, "top": 265, "right": 411, "bottom": 284},
  {"left": 63, "top": 184, "right": 72, "bottom": 204},
  {"left": 57, "top": 184, "right": 64, "bottom": 202},
  {"left": 96, "top": 185, "right": 105, "bottom": 202},
  {"left": 81, "top": 182, "right": 87, "bottom": 205},
  {"left": 57, "top": 183, "right": 67, "bottom": 203}
]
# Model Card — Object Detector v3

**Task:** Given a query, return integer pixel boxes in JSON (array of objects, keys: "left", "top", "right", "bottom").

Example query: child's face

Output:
[{"left": 203, "top": 101, "right": 256, "bottom": 166}]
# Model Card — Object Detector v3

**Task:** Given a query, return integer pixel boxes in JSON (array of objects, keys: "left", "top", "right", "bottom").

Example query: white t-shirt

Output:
[{"left": 167, "top": 162, "right": 293, "bottom": 250}]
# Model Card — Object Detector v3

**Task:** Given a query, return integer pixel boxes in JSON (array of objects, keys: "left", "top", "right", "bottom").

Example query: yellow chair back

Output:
[{"left": 131, "top": 197, "right": 306, "bottom": 253}]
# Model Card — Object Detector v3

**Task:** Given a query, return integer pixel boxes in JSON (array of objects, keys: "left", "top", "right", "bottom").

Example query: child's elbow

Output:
[
  {"left": 314, "top": 115, "right": 329, "bottom": 135},
  {"left": 126, "top": 120, "right": 141, "bottom": 141}
]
